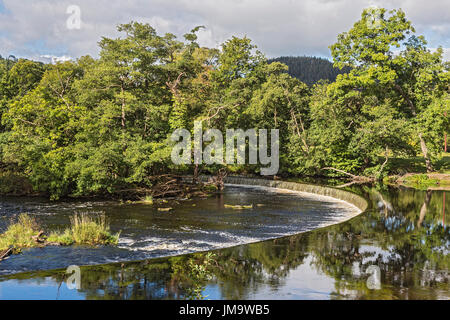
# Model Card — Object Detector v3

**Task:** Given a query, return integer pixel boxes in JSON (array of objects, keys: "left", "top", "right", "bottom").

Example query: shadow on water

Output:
[{"left": 0, "top": 185, "right": 448, "bottom": 300}]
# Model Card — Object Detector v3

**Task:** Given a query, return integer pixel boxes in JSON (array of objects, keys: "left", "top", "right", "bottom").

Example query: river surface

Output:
[{"left": 0, "top": 184, "right": 448, "bottom": 300}]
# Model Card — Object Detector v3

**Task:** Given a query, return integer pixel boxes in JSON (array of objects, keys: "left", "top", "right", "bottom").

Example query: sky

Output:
[{"left": 0, "top": 0, "right": 449, "bottom": 63}]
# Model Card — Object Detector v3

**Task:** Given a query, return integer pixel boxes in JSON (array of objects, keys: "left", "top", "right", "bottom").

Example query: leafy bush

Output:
[
  {"left": 0, "top": 213, "right": 120, "bottom": 253},
  {"left": 69, "top": 213, "right": 119, "bottom": 245},
  {"left": 404, "top": 174, "right": 438, "bottom": 190},
  {"left": 0, "top": 214, "right": 41, "bottom": 252}
]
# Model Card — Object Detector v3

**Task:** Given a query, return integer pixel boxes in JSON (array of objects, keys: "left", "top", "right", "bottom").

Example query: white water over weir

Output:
[{"left": 200, "top": 175, "right": 368, "bottom": 213}]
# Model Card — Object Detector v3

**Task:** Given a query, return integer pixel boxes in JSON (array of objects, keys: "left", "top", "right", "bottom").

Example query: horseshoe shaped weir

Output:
[{"left": 206, "top": 175, "right": 368, "bottom": 213}]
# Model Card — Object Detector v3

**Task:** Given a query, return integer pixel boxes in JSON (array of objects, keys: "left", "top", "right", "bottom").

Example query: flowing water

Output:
[
  {"left": 0, "top": 183, "right": 448, "bottom": 300},
  {"left": 0, "top": 185, "right": 359, "bottom": 275}
]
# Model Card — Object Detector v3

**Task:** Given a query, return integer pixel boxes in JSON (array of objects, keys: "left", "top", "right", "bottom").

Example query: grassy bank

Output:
[
  {"left": 0, "top": 214, "right": 42, "bottom": 254},
  {"left": 386, "top": 173, "right": 450, "bottom": 190},
  {"left": 387, "top": 153, "right": 450, "bottom": 175},
  {"left": 383, "top": 153, "right": 450, "bottom": 189},
  {"left": 0, "top": 213, "right": 119, "bottom": 257}
]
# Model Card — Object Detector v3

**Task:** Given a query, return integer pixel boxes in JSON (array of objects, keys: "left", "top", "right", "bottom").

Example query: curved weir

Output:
[
  {"left": 0, "top": 178, "right": 367, "bottom": 275},
  {"left": 220, "top": 176, "right": 368, "bottom": 212}
]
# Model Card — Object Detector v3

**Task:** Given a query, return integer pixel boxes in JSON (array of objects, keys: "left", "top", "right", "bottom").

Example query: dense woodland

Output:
[
  {"left": 0, "top": 8, "right": 449, "bottom": 199},
  {"left": 268, "top": 56, "right": 350, "bottom": 85}
]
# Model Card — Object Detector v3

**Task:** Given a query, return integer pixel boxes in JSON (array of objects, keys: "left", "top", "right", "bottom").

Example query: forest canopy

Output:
[
  {"left": 268, "top": 56, "right": 350, "bottom": 85},
  {"left": 0, "top": 8, "right": 448, "bottom": 199}
]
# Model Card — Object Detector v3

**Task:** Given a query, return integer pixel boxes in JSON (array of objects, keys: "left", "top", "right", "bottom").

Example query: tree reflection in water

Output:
[{"left": 0, "top": 186, "right": 448, "bottom": 300}]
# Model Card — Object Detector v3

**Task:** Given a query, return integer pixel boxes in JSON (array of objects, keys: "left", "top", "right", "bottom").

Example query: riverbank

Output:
[
  {"left": 0, "top": 171, "right": 221, "bottom": 201},
  {"left": 385, "top": 173, "right": 450, "bottom": 190}
]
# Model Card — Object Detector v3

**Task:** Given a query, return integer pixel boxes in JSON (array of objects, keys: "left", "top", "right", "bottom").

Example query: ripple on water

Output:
[{"left": 0, "top": 185, "right": 361, "bottom": 274}]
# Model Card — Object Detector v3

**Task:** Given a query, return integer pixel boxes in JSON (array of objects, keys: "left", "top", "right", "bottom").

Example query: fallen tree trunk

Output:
[
  {"left": 0, "top": 248, "right": 12, "bottom": 261},
  {"left": 208, "top": 168, "right": 228, "bottom": 191},
  {"left": 32, "top": 231, "right": 45, "bottom": 243},
  {"left": 115, "top": 171, "right": 226, "bottom": 200},
  {"left": 322, "top": 167, "right": 374, "bottom": 183}
]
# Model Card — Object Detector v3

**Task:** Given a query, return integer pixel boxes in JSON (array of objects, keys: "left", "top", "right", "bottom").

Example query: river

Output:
[{"left": 0, "top": 183, "right": 448, "bottom": 299}]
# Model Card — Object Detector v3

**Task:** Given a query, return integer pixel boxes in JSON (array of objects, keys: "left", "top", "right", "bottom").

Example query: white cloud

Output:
[
  {"left": 39, "top": 54, "right": 73, "bottom": 64},
  {"left": 441, "top": 48, "right": 450, "bottom": 62},
  {"left": 0, "top": 0, "right": 449, "bottom": 60}
]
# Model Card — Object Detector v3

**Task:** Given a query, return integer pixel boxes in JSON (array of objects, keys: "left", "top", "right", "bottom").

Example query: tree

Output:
[
  {"left": 330, "top": 8, "right": 449, "bottom": 172},
  {"left": 1, "top": 61, "right": 84, "bottom": 198},
  {"left": 1, "top": 59, "right": 45, "bottom": 100},
  {"left": 248, "top": 62, "right": 311, "bottom": 174}
]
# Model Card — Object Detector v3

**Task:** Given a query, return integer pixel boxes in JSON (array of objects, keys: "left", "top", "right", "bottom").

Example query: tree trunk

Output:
[
  {"left": 377, "top": 146, "right": 389, "bottom": 178},
  {"left": 419, "top": 133, "right": 433, "bottom": 173},
  {"left": 0, "top": 247, "right": 12, "bottom": 261},
  {"left": 418, "top": 190, "right": 432, "bottom": 227},
  {"left": 193, "top": 164, "right": 199, "bottom": 184},
  {"left": 393, "top": 84, "right": 434, "bottom": 172},
  {"left": 444, "top": 111, "right": 448, "bottom": 152},
  {"left": 121, "top": 84, "right": 126, "bottom": 129}
]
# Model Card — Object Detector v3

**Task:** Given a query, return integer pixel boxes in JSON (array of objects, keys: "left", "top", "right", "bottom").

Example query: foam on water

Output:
[
  {"left": 226, "top": 183, "right": 362, "bottom": 216},
  {"left": 113, "top": 184, "right": 361, "bottom": 256},
  {"left": 0, "top": 182, "right": 365, "bottom": 274}
]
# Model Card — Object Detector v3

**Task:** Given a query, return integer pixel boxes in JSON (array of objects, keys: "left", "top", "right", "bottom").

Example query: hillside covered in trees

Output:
[
  {"left": 268, "top": 56, "right": 350, "bottom": 85},
  {"left": 0, "top": 8, "right": 448, "bottom": 200}
]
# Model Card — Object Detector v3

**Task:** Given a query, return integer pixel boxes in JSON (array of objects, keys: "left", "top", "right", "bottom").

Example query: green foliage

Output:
[
  {"left": 269, "top": 56, "right": 350, "bottom": 86},
  {"left": 0, "top": 213, "right": 119, "bottom": 253},
  {"left": 415, "top": 94, "right": 450, "bottom": 159},
  {"left": 0, "top": 8, "right": 448, "bottom": 199},
  {"left": 403, "top": 174, "right": 438, "bottom": 190},
  {"left": 0, "top": 214, "right": 41, "bottom": 252},
  {"left": 329, "top": 8, "right": 449, "bottom": 172},
  {"left": 0, "top": 171, "right": 33, "bottom": 194},
  {"left": 142, "top": 195, "right": 153, "bottom": 204},
  {"left": 0, "top": 59, "right": 45, "bottom": 101},
  {"left": 47, "top": 229, "right": 74, "bottom": 246},
  {"left": 66, "top": 213, "right": 119, "bottom": 245},
  {"left": 172, "top": 252, "right": 216, "bottom": 299}
]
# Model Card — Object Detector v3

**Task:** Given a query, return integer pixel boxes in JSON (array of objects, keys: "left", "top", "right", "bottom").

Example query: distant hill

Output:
[
  {"left": 268, "top": 56, "right": 350, "bottom": 86},
  {"left": 0, "top": 55, "right": 18, "bottom": 75}
]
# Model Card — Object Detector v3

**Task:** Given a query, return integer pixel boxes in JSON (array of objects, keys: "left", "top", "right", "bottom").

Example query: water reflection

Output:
[{"left": 0, "top": 186, "right": 448, "bottom": 300}]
